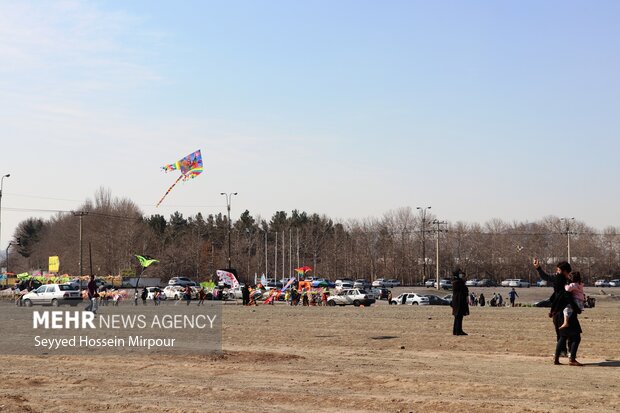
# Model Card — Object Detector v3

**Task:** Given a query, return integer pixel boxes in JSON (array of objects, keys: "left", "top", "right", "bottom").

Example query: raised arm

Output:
[{"left": 533, "top": 258, "right": 553, "bottom": 282}]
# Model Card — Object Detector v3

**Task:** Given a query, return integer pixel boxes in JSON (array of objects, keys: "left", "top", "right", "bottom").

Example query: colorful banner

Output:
[
  {"left": 216, "top": 270, "right": 239, "bottom": 288},
  {"left": 49, "top": 256, "right": 60, "bottom": 273}
]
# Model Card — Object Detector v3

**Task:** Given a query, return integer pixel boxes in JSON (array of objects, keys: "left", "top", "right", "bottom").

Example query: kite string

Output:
[{"left": 156, "top": 174, "right": 184, "bottom": 207}]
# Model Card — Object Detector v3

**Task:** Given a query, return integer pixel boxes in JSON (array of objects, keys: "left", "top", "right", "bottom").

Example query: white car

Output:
[
  {"left": 371, "top": 278, "right": 385, "bottom": 287},
  {"left": 609, "top": 279, "right": 620, "bottom": 287},
  {"left": 335, "top": 279, "right": 354, "bottom": 289},
  {"left": 465, "top": 279, "right": 479, "bottom": 287},
  {"left": 168, "top": 277, "right": 196, "bottom": 287},
  {"left": 353, "top": 279, "right": 371, "bottom": 289},
  {"left": 21, "top": 284, "right": 83, "bottom": 307},
  {"left": 435, "top": 279, "right": 452, "bottom": 290},
  {"left": 508, "top": 279, "right": 530, "bottom": 288},
  {"left": 327, "top": 289, "right": 375, "bottom": 307},
  {"left": 501, "top": 279, "right": 515, "bottom": 287},
  {"left": 146, "top": 287, "right": 167, "bottom": 300},
  {"left": 424, "top": 279, "right": 436, "bottom": 288},
  {"left": 383, "top": 279, "right": 401, "bottom": 287},
  {"left": 390, "top": 293, "right": 429, "bottom": 306},
  {"left": 594, "top": 279, "right": 610, "bottom": 287},
  {"left": 163, "top": 285, "right": 184, "bottom": 299}
]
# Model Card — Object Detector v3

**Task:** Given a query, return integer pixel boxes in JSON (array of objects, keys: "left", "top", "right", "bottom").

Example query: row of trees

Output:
[{"left": 3, "top": 188, "right": 620, "bottom": 285}]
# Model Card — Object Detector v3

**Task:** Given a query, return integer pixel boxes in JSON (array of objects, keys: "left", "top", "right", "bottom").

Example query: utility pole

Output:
[
  {"left": 431, "top": 219, "right": 448, "bottom": 291},
  {"left": 220, "top": 192, "right": 238, "bottom": 269},
  {"left": 417, "top": 206, "right": 431, "bottom": 283},
  {"left": 561, "top": 217, "right": 575, "bottom": 264},
  {"left": 72, "top": 211, "right": 88, "bottom": 292},
  {"left": 0, "top": 174, "right": 10, "bottom": 255}
]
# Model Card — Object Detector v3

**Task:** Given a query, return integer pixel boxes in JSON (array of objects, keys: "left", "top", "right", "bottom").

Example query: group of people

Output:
[
  {"left": 451, "top": 260, "right": 586, "bottom": 366},
  {"left": 466, "top": 291, "right": 509, "bottom": 307},
  {"left": 238, "top": 283, "right": 331, "bottom": 306}
]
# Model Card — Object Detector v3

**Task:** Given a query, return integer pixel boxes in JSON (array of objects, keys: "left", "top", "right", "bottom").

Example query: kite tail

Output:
[{"left": 156, "top": 174, "right": 184, "bottom": 207}]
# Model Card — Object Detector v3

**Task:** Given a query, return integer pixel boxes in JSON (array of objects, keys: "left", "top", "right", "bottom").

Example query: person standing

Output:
[
  {"left": 198, "top": 287, "right": 206, "bottom": 306},
  {"left": 479, "top": 293, "right": 486, "bottom": 307},
  {"left": 141, "top": 287, "right": 148, "bottom": 305},
  {"left": 508, "top": 288, "right": 519, "bottom": 307},
  {"left": 184, "top": 285, "right": 192, "bottom": 306},
  {"left": 86, "top": 275, "right": 98, "bottom": 314},
  {"left": 451, "top": 268, "right": 469, "bottom": 336},
  {"left": 242, "top": 284, "right": 250, "bottom": 306},
  {"left": 534, "top": 259, "right": 580, "bottom": 360}
]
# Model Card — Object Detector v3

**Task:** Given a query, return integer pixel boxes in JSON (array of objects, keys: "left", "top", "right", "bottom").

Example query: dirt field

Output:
[{"left": 0, "top": 287, "right": 619, "bottom": 413}]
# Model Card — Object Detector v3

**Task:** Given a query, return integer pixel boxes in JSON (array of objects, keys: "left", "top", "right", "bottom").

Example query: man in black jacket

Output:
[
  {"left": 451, "top": 268, "right": 469, "bottom": 336},
  {"left": 534, "top": 259, "right": 582, "bottom": 364}
]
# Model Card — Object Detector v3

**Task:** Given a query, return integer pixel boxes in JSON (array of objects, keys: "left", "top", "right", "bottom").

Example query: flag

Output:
[
  {"left": 216, "top": 270, "right": 239, "bottom": 288},
  {"left": 136, "top": 255, "right": 159, "bottom": 268}
]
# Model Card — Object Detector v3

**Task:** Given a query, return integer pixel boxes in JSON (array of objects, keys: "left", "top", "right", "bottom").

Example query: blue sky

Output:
[{"left": 1, "top": 0, "right": 619, "bottom": 249}]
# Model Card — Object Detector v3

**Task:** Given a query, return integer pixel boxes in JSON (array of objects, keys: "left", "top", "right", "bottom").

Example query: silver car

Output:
[{"left": 22, "top": 284, "right": 83, "bottom": 307}]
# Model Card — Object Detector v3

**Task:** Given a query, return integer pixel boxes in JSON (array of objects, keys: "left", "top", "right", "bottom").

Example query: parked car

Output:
[
  {"left": 390, "top": 293, "right": 429, "bottom": 306},
  {"left": 146, "top": 287, "right": 167, "bottom": 300},
  {"left": 465, "top": 279, "right": 479, "bottom": 287},
  {"left": 442, "top": 294, "right": 453, "bottom": 304},
  {"left": 424, "top": 294, "right": 451, "bottom": 306},
  {"left": 609, "top": 279, "right": 620, "bottom": 287},
  {"left": 370, "top": 287, "right": 390, "bottom": 300},
  {"left": 327, "top": 289, "right": 375, "bottom": 307},
  {"left": 536, "top": 280, "right": 548, "bottom": 287},
  {"left": 70, "top": 278, "right": 113, "bottom": 290},
  {"left": 21, "top": 284, "right": 83, "bottom": 307},
  {"left": 436, "top": 279, "right": 452, "bottom": 290},
  {"left": 353, "top": 279, "right": 371, "bottom": 289},
  {"left": 383, "top": 279, "right": 401, "bottom": 287},
  {"left": 311, "top": 278, "right": 335, "bottom": 288},
  {"left": 424, "top": 279, "right": 436, "bottom": 288},
  {"left": 594, "top": 279, "right": 610, "bottom": 287},
  {"left": 476, "top": 279, "right": 497, "bottom": 287},
  {"left": 508, "top": 279, "right": 531, "bottom": 288},
  {"left": 265, "top": 281, "right": 284, "bottom": 290},
  {"left": 371, "top": 278, "right": 385, "bottom": 287},
  {"left": 168, "top": 277, "right": 196, "bottom": 287},
  {"left": 163, "top": 285, "right": 184, "bottom": 299},
  {"left": 335, "top": 279, "right": 354, "bottom": 289},
  {"left": 501, "top": 279, "right": 515, "bottom": 287}
]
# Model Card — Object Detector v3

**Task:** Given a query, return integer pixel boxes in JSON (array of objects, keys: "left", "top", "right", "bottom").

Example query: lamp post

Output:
[
  {"left": 417, "top": 206, "right": 431, "bottom": 283},
  {"left": 220, "top": 192, "right": 238, "bottom": 269},
  {"left": 5, "top": 238, "right": 20, "bottom": 280},
  {"left": 72, "top": 211, "right": 88, "bottom": 292},
  {"left": 431, "top": 219, "right": 448, "bottom": 291},
  {"left": 561, "top": 217, "right": 575, "bottom": 264},
  {"left": 0, "top": 173, "right": 10, "bottom": 254}
]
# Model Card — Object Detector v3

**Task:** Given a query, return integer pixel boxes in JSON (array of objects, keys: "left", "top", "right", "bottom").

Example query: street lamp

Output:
[
  {"left": 431, "top": 219, "right": 448, "bottom": 291},
  {"left": 220, "top": 192, "right": 238, "bottom": 269},
  {"left": 417, "top": 206, "right": 431, "bottom": 283},
  {"left": 5, "top": 238, "right": 21, "bottom": 283},
  {"left": 560, "top": 217, "right": 575, "bottom": 264},
  {"left": 0, "top": 173, "right": 10, "bottom": 254}
]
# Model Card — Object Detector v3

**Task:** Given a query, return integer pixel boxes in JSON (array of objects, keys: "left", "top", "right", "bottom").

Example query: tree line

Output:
[{"left": 3, "top": 188, "right": 620, "bottom": 285}]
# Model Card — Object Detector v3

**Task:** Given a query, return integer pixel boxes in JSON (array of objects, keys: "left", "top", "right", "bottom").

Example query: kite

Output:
[
  {"left": 294, "top": 266, "right": 312, "bottom": 275},
  {"left": 135, "top": 255, "right": 159, "bottom": 268},
  {"left": 156, "top": 149, "right": 204, "bottom": 207}
]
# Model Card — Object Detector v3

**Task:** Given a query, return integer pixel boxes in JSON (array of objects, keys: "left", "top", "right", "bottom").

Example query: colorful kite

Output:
[
  {"left": 156, "top": 149, "right": 204, "bottom": 207},
  {"left": 294, "top": 266, "right": 312, "bottom": 275}
]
